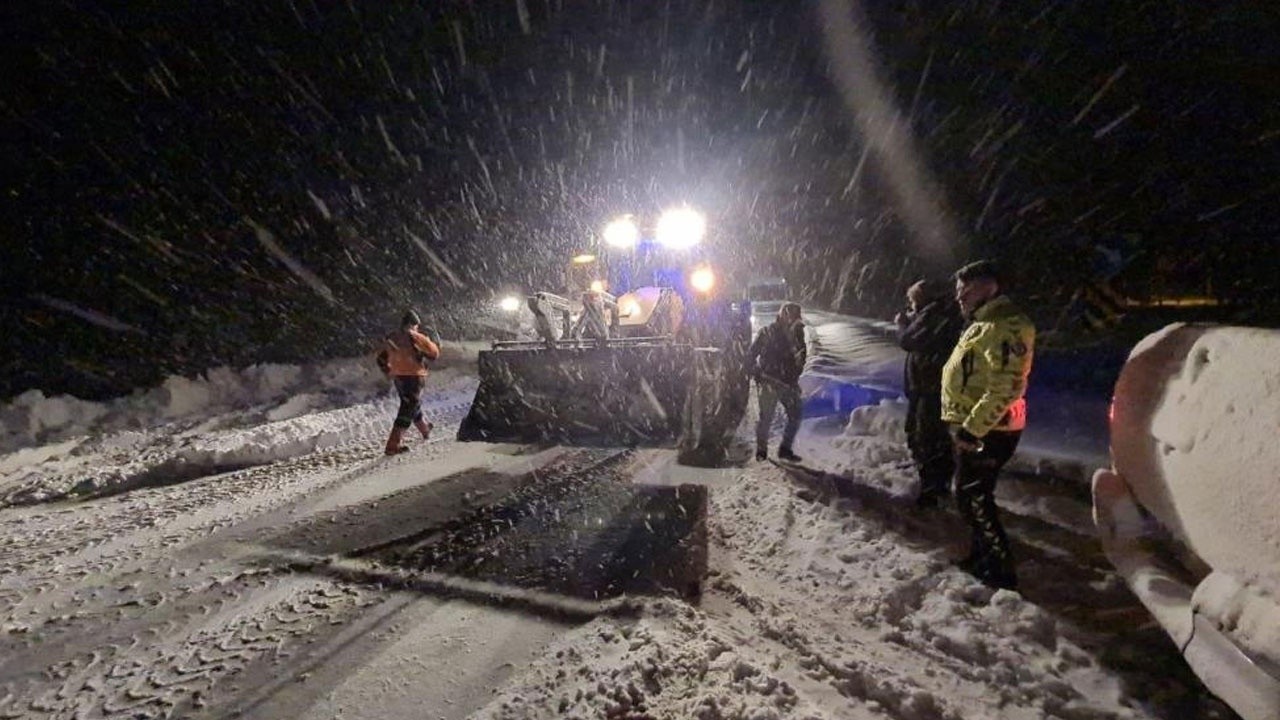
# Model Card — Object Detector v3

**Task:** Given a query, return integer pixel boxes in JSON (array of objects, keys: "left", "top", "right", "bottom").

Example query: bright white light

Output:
[
  {"left": 571, "top": 253, "right": 597, "bottom": 265},
  {"left": 603, "top": 216, "right": 639, "bottom": 249},
  {"left": 589, "top": 280, "right": 605, "bottom": 293},
  {"left": 655, "top": 207, "right": 706, "bottom": 249},
  {"left": 690, "top": 267, "right": 716, "bottom": 294},
  {"left": 499, "top": 296, "right": 522, "bottom": 312}
]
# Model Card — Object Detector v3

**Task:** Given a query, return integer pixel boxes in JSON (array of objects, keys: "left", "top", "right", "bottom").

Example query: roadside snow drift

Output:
[{"left": 0, "top": 346, "right": 480, "bottom": 506}]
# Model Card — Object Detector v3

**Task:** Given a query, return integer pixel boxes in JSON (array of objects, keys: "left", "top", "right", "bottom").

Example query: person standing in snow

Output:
[
  {"left": 942, "top": 260, "right": 1035, "bottom": 590},
  {"left": 376, "top": 310, "right": 441, "bottom": 455},
  {"left": 748, "top": 302, "right": 807, "bottom": 462},
  {"left": 894, "top": 279, "right": 964, "bottom": 508}
]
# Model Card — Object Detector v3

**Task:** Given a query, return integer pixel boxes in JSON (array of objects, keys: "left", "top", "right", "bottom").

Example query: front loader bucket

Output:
[{"left": 457, "top": 340, "right": 696, "bottom": 445}]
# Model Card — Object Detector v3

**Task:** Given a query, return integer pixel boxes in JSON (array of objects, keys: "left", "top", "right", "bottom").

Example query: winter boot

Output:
[
  {"left": 778, "top": 447, "right": 802, "bottom": 463},
  {"left": 975, "top": 561, "right": 1018, "bottom": 591},
  {"left": 914, "top": 492, "right": 941, "bottom": 509},
  {"left": 755, "top": 446, "right": 768, "bottom": 462},
  {"left": 951, "top": 552, "right": 980, "bottom": 574},
  {"left": 384, "top": 427, "right": 409, "bottom": 455},
  {"left": 414, "top": 418, "right": 434, "bottom": 439},
  {"left": 956, "top": 552, "right": 1017, "bottom": 591}
]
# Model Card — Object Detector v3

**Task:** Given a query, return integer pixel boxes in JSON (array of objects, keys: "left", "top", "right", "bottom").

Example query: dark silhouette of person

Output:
[
  {"left": 894, "top": 279, "right": 964, "bottom": 508},
  {"left": 749, "top": 302, "right": 806, "bottom": 462}
]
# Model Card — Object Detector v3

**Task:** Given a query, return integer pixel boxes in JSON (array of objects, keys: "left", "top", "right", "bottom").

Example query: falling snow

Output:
[{"left": 1, "top": 0, "right": 1275, "bottom": 401}]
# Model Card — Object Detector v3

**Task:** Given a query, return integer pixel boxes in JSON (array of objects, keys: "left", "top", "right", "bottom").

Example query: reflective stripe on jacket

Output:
[
  {"left": 940, "top": 295, "right": 1035, "bottom": 437},
  {"left": 383, "top": 328, "right": 440, "bottom": 377}
]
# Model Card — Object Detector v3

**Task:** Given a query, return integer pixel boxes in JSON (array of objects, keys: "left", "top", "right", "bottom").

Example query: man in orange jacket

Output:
[{"left": 376, "top": 310, "right": 441, "bottom": 455}]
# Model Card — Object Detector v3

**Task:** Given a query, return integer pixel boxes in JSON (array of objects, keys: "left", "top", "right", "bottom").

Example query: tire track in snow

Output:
[{"left": 0, "top": 409, "right": 482, "bottom": 717}]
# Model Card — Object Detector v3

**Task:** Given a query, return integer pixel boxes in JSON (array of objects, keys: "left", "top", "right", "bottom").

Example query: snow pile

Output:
[
  {"left": 475, "top": 600, "right": 830, "bottom": 720},
  {"left": 824, "top": 398, "right": 916, "bottom": 499},
  {"left": 0, "top": 360, "right": 370, "bottom": 454},
  {"left": 1192, "top": 571, "right": 1280, "bottom": 671},
  {"left": 0, "top": 344, "right": 482, "bottom": 455},
  {"left": 0, "top": 391, "right": 110, "bottom": 448},
  {"left": 0, "top": 350, "right": 481, "bottom": 506}
]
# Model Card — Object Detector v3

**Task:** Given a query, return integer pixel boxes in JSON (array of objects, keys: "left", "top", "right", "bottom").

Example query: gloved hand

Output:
[{"left": 950, "top": 426, "right": 984, "bottom": 453}]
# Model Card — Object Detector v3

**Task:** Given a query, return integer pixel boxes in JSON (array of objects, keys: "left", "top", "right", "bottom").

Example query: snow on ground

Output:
[
  {"left": 0, "top": 317, "right": 1242, "bottom": 720},
  {"left": 0, "top": 344, "right": 482, "bottom": 506},
  {"left": 468, "top": 402, "right": 1232, "bottom": 720}
]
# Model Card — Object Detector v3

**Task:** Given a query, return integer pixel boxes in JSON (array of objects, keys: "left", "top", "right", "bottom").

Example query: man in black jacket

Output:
[
  {"left": 895, "top": 279, "right": 964, "bottom": 507},
  {"left": 749, "top": 302, "right": 806, "bottom": 462}
]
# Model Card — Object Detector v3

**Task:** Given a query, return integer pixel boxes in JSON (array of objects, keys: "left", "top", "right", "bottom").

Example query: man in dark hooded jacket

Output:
[
  {"left": 895, "top": 279, "right": 964, "bottom": 507},
  {"left": 748, "top": 302, "right": 806, "bottom": 462}
]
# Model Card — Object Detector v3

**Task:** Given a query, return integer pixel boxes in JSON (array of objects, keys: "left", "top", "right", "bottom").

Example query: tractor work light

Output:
[
  {"left": 655, "top": 207, "right": 706, "bottom": 249},
  {"left": 603, "top": 216, "right": 640, "bottom": 249},
  {"left": 498, "top": 296, "right": 522, "bottom": 312},
  {"left": 571, "top": 253, "right": 597, "bottom": 264},
  {"left": 590, "top": 279, "right": 606, "bottom": 293},
  {"left": 690, "top": 267, "right": 716, "bottom": 294}
]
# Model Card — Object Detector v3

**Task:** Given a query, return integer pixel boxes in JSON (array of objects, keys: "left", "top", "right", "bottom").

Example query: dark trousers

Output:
[
  {"left": 393, "top": 376, "right": 426, "bottom": 429},
  {"left": 756, "top": 380, "right": 801, "bottom": 452},
  {"left": 954, "top": 430, "right": 1021, "bottom": 578},
  {"left": 905, "top": 392, "right": 953, "bottom": 499}
]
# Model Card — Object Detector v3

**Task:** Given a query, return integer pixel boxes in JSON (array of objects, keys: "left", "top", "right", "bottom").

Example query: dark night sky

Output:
[{"left": 2, "top": 0, "right": 1277, "bottom": 401}]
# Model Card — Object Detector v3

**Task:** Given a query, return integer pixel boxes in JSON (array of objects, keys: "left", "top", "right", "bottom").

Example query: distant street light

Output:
[
  {"left": 603, "top": 216, "right": 640, "bottom": 249},
  {"left": 655, "top": 207, "right": 705, "bottom": 249}
]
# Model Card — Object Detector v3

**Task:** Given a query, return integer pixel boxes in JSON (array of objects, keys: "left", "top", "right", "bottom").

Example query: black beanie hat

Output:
[{"left": 401, "top": 310, "right": 421, "bottom": 327}]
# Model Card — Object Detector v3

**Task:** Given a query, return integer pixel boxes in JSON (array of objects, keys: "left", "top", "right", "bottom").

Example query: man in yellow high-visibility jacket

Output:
[{"left": 941, "top": 260, "right": 1035, "bottom": 591}]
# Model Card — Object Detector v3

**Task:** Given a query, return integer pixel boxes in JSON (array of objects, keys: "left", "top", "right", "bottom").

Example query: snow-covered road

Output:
[{"left": 0, "top": 334, "right": 1238, "bottom": 719}]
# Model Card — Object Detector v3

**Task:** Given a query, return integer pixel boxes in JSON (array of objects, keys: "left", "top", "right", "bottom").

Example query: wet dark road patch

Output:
[{"left": 269, "top": 449, "right": 707, "bottom": 603}]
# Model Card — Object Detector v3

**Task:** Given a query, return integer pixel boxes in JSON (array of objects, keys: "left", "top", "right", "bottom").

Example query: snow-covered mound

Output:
[{"left": 0, "top": 345, "right": 482, "bottom": 506}]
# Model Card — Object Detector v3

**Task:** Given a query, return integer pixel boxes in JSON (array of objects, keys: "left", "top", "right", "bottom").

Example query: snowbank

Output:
[
  {"left": 0, "top": 361, "right": 369, "bottom": 454},
  {"left": 0, "top": 345, "right": 483, "bottom": 506},
  {"left": 0, "top": 344, "right": 481, "bottom": 455}
]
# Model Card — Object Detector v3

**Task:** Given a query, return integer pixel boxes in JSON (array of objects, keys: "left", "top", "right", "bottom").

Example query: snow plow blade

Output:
[{"left": 457, "top": 339, "right": 696, "bottom": 445}]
